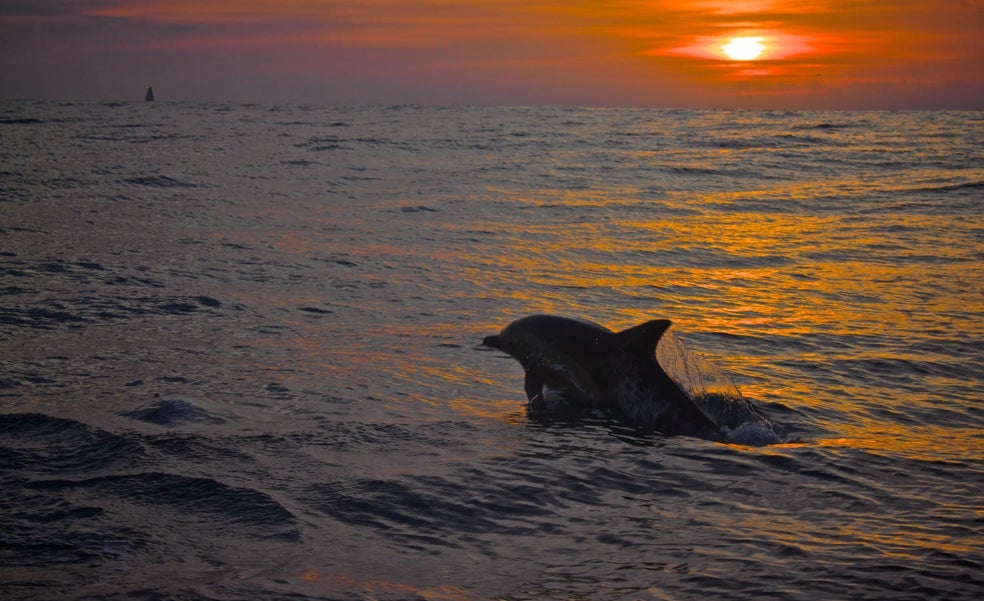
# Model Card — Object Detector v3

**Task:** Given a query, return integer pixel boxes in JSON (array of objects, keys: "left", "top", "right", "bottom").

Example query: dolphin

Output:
[{"left": 482, "top": 315, "right": 781, "bottom": 445}]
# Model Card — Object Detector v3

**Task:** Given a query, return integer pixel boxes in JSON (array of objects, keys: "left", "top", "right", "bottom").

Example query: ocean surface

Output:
[{"left": 1, "top": 101, "right": 982, "bottom": 600}]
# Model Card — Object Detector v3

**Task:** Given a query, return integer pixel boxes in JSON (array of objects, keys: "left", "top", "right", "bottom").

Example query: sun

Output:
[{"left": 722, "top": 37, "right": 766, "bottom": 61}]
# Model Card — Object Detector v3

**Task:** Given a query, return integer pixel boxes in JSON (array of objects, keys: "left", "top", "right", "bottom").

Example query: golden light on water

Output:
[{"left": 819, "top": 424, "right": 984, "bottom": 463}]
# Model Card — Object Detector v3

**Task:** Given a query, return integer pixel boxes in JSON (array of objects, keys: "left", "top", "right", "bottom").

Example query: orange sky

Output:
[{"left": 1, "top": 0, "right": 981, "bottom": 108}]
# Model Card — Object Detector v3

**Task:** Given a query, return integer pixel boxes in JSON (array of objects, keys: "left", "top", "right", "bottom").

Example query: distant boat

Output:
[{"left": 145, "top": 86, "right": 155, "bottom": 102}]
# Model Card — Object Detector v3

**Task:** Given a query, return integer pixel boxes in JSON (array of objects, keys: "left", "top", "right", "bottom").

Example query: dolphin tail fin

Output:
[{"left": 613, "top": 319, "right": 672, "bottom": 356}]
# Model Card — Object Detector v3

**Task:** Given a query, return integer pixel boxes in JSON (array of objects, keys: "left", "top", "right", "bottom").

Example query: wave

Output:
[
  {"left": 0, "top": 117, "right": 44, "bottom": 125},
  {"left": 1, "top": 413, "right": 299, "bottom": 577},
  {"left": 28, "top": 471, "right": 296, "bottom": 530},
  {"left": 0, "top": 284, "right": 225, "bottom": 334},
  {"left": 0, "top": 413, "right": 147, "bottom": 476},
  {"left": 122, "top": 175, "right": 200, "bottom": 188},
  {"left": 120, "top": 398, "right": 227, "bottom": 426}
]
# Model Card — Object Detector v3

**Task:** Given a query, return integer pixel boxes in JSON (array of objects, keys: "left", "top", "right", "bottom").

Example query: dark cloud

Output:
[{"left": 0, "top": 0, "right": 118, "bottom": 17}]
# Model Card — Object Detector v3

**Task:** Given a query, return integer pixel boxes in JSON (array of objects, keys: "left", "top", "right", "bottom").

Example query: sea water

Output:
[{"left": 1, "top": 101, "right": 982, "bottom": 600}]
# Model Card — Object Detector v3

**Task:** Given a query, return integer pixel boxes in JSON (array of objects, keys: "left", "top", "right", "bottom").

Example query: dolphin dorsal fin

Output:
[{"left": 614, "top": 319, "right": 672, "bottom": 355}]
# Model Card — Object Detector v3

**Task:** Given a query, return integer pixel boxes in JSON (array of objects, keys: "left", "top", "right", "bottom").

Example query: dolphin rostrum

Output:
[{"left": 482, "top": 315, "right": 781, "bottom": 445}]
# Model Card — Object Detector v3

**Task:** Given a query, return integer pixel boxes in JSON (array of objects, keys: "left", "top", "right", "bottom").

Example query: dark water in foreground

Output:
[{"left": 1, "top": 102, "right": 982, "bottom": 600}]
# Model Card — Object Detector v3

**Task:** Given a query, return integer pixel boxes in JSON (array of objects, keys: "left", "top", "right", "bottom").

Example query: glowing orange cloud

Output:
[{"left": 664, "top": 30, "right": 818, "bottom": 62}]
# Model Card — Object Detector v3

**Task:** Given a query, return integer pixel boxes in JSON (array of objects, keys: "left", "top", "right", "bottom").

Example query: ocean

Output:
[{"left": 1, "top": 101, "right": 982, "bottom": 600}]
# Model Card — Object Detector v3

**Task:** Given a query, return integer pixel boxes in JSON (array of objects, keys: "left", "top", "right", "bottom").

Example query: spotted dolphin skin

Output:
[{"left": 482, "top": 315, "right": 781, "bottom": 445}]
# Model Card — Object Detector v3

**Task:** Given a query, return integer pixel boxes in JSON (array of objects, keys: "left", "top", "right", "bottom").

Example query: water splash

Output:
[{"left": 656, "top": 328, "right": 781, "bottom": 445}]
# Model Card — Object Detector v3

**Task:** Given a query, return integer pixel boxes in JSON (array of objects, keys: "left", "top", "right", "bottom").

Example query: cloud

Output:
[{"left": 0, "top": 0, "right": 115, "bottom": 17}]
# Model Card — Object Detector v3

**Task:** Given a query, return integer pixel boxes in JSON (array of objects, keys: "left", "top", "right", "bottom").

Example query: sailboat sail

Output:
[{"left": 145, "top": 86, "right": 155, "bottom": 102}]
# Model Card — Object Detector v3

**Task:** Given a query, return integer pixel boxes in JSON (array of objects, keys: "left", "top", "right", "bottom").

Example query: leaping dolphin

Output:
[{"left": 482, "top": 315, "right": 781, "bottom": 445}]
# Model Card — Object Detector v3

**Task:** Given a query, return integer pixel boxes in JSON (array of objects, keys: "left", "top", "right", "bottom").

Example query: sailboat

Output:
[{"left": 145, "top": 86, "right": 155, "bottom": 102}]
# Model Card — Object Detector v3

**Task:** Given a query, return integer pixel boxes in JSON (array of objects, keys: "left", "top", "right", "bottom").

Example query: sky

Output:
[{"left": 1, "top": 0, "right": 982, "bottom": 109}]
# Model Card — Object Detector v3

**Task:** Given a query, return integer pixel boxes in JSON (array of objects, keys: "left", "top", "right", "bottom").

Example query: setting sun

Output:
[{"left": 722, "top": 37, "right": 766, "bottom": 60}]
